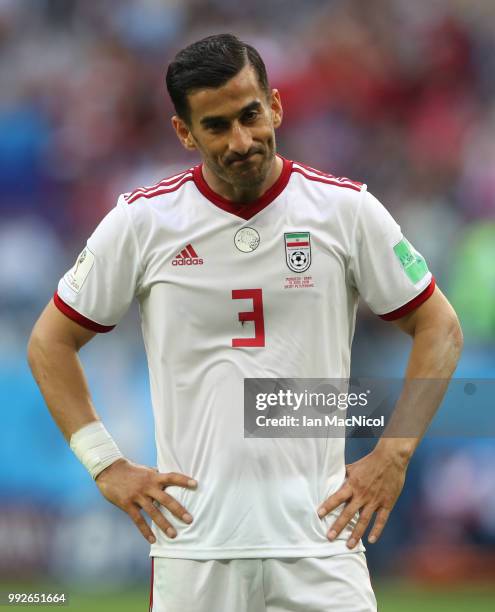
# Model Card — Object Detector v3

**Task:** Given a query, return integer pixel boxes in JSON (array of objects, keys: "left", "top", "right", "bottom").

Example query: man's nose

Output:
[{"left": 228, "top": 122, "right": 253, "bottom": 156}]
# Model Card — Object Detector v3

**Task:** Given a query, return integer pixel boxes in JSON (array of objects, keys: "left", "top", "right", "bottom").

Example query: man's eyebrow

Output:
[{"left": 200, "top": 100, "right": 262, "bottom": 127}]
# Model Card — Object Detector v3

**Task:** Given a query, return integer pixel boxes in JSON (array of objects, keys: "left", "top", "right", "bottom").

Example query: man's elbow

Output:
[
  {"left": 415, "top": 309, "right": 464, "bottom": 377},
  {"left": 26, "top": 325, "right": 46, "bottom": 374},
  {"left": 26, "top": 311, "right": 58, "bottom": 374},
  {"left": 418, "top": 288, "right": 464, "bottom": 361},
  {"left": 448, "top": 313, "right": 463, "bottom": 358}
]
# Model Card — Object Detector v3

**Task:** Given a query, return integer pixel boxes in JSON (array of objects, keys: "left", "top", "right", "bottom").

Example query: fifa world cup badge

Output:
[
  {"left": 284, "top": 232, "right": 311, "bottom": 272},
  {"left": 64, "top": 247, "right": 95, "bottom": 293}
]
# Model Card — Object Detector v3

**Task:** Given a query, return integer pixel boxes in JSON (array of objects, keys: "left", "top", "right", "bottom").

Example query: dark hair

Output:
[{"left": 166, "top": 33, "right": 270, "bottom": 124}]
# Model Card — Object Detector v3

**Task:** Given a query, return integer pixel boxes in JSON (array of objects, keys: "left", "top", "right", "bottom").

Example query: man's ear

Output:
[
  {"left": 172, "top": 116, "right": 197, "bottom": 151},
  {"left": 270, "top": 89, "right": 283, "bottom": 129}
]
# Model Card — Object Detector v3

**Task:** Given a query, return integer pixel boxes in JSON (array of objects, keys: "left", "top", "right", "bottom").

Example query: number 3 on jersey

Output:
[{"left": 232, "top": 289, "right": 265, "bottom": 348}]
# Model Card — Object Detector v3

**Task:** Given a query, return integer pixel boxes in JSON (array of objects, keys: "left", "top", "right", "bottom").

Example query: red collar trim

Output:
[{"left": 193, "top": 155, "right": 293, "bottom": 220}]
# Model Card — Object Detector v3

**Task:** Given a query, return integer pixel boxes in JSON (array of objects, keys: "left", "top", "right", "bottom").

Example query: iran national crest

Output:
[{"left": 284, "top": 232, "right": 311, "bottom": 273}]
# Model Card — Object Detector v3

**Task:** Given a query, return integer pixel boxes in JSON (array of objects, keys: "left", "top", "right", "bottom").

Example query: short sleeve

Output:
[
  {"left": 349, "top": 189, "right": 435, "bottom": 320},
  {"left": 54, "top": 195, "right": 141, "bottom": 332}
]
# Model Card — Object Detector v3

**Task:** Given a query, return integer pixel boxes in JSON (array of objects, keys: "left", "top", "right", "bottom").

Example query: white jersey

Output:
[{"left": 55, "top": 156, "right": 434, "bottom": 559}]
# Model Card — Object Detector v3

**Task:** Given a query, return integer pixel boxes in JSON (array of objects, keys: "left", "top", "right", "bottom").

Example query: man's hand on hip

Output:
[
  {"left": 317, "top": 446, "right": 408, "bottom": 549},
  {"left": 95, "top": 458, "right": 197, "bottom": 543}
]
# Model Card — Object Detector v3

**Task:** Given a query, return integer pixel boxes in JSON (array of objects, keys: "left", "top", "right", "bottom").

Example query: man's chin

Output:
[
  {"left": 231, "top": 168, "right": 266, "bottom": 190},
  {"left": 229, "top": 159, "right": 267, "bottom": 180}
]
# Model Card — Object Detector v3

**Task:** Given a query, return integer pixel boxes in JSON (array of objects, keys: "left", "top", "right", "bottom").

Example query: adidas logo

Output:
[{"left": 172, "top": 243, "right": 204, "bottom": 266}]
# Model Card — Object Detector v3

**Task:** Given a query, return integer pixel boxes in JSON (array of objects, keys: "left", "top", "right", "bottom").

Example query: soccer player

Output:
[{"left": 27, "top": 34, "right": 462, "bottom": 611}]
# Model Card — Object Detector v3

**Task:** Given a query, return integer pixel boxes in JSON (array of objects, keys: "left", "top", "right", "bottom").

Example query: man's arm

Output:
[
  {"left": 28, "top": 300, "right": 99, "bottom": 436},
  {"left": 317, "top": 286, "right": 463, "bottom": 547},
  {"left": 27, "top": 301, "right": 196, "bottom": 543}
]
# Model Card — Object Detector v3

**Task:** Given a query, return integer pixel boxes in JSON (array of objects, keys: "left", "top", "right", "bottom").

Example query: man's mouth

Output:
[{"left": 229, "top": 152, "right": 261, "bottom": 165}]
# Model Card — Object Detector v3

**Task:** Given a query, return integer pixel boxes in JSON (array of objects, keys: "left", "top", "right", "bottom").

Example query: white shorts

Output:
[{"left": 149, "top": 553, "right": 377, "bottom": 612}]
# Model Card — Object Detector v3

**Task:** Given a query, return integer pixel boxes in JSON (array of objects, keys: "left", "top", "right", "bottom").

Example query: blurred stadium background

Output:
[{"left": 1, "top": 0, "right": 494, "bottom": 609}]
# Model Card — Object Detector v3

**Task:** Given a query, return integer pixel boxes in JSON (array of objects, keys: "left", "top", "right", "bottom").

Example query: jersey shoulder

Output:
[
  {"left": 122, "top": 166, "right": 195, "bottom": 206},
  {"left": 290, "top": 160, "right": 364, "bottom": 194}
]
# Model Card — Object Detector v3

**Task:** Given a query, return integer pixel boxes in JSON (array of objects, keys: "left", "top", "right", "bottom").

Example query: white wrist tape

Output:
[{"left": 70, "top": 421, "right": 124, "bottom": 480}]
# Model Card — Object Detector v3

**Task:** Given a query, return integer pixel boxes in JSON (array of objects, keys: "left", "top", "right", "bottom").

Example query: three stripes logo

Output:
[{"left": 172, "top": 244, "right": 204, "bottom": 266}]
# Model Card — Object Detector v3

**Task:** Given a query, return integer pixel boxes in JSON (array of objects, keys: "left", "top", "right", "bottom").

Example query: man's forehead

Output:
[{"left": 188, "top": 65, "right": 266, "bottom": 121}]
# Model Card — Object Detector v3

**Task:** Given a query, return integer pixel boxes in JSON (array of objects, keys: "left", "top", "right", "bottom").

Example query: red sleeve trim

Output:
[
  {"left": 379, "top": 277, "right": 436, "bottom": 321},
  {"left": 53, "top": 292, "right": 115, "bottom": 333}
]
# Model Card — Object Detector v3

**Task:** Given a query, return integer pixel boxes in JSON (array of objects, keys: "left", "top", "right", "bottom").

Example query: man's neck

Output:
[{"left": 202, "top": 155, "right": 283, "bottom": 204}]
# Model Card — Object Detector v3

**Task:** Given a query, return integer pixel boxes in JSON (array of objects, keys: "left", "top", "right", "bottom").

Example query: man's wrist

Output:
[
  {"left": 70, "top": 421, "right": 124, "bottom": 480},
  {"left": 374, "top": 437, "right": 418, "bottom": 467},
  {"left": 94, "top": 457, "right": 127, "bottom": 481}
]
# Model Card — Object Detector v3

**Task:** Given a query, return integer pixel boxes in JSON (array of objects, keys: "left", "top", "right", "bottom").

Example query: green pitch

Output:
[
  {"left": 2, "top": 582, "right": 494, "bottom": 611},
  {"left": 376, "top": 583, "right": 495, "bottom": 612}
]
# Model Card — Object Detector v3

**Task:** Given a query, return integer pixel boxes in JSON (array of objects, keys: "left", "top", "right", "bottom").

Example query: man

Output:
[{"left": 28, "top": 34, "right": 462, "bottom": 611}]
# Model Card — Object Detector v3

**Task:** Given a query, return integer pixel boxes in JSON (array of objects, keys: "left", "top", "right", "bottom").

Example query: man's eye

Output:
[
  {"left": 207, "top": 123, "right": 228, "bottom": 132},
  {"left": 244, "top": 111, "right": 259, "bottom": 121}
]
